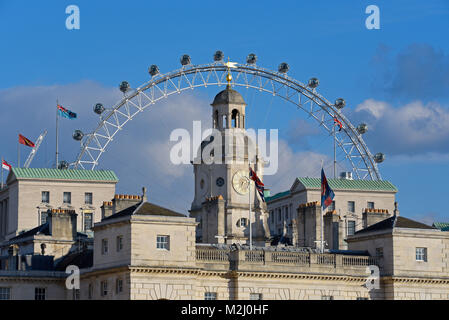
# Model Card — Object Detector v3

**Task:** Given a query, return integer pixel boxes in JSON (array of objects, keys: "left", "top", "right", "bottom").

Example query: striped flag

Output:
[
  {"left": 2, "top": 159, "right": 11, "bottom": 171},
  {"left": 321, "top": 168, "right": 335, "bottom": 210},
  {"left": 18, "top": 134, "right": 35, "bottom": 147},
  {"left": 249, "top": 167, "right": 265, "bottom": 202}
]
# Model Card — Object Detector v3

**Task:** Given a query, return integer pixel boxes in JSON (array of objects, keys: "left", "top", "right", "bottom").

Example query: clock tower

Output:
[{"left": 190, "top": 77, "right": 271, "bottom": 246}]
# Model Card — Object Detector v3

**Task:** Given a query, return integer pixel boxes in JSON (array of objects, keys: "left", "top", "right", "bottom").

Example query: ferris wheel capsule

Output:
[
  {"left": 246, "top": 53, "right": 257, "bottom": 64},
  {"left": 357, "top": 123, "right": 368, "bottom": 134},
  {"left": 308, "top": 77, "right": 319, "bottom": 88},
  {"left": 72, "top": 130, "right": 84, "bottom": 141},
  {"left": 119, "top": 81, "right": 130, "bottom": 93},
  {"left": 214, "top": 50, "right": 224, "bottom": 61},
  {"left": 374, "top": 152, "right": 385, "bottom": 163},
  {"left": 335, "top": 98, "right": 346, "bottom": 109},
  {"left": 58, "top": 160, "right": 69, "bottom": 170},
  {"left": 148, "top": 65, "right": 159, "bottom": 77},
  {"left": 278, "top": 62, "right": 289, "bottom": 73},
  {"left": 180, "top": 54, "right": 191, "bottom": 66},
  {"left": 93, "top": 103, "right": 105, "bottom": 115}
]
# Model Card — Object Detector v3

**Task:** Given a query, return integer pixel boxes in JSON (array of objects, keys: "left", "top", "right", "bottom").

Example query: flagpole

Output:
[
  {"left": 249, "top": 162, "right": 252, "bottom": 251},
  {"left": 17, "top": 134, "right": 20, "bottom": 168},
  {"left": 56, "top": 100, "right": 59, "bottom": 168},
  {"left": 1, "top": 157, "right": 3, "bottom": 190},
  {"left": 333, "top": 123, "right": 336, "bottom": 179},
  {"left": 320, "top": 159, "right": 324, "bottom": 253}
]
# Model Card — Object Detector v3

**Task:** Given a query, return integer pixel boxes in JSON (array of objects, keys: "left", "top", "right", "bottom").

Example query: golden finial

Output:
[{"left": 225, "top": 57, "right": 237, "bottom": 89}]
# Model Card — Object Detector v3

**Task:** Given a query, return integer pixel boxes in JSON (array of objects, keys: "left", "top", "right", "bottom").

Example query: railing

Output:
[
  {"left": 317, "top": 254, "right": 335, "bottom": 265},
  {"left": 196, "top": 248, "right": 229, "bottom": 262},
  {"left": 245, "top": 250, "right": 265, "bottom": 263},
  {"left": 342, "top": 256, "right": 377, "bottom": 266},
  {"left": 271, "top": 251, "right": 309, "bottom": 265}
]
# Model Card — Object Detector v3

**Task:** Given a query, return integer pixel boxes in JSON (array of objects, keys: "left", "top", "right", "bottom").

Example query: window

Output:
[
  {"left": 278, "top": 209, "right": 281, "bottom": 221},
  {"left": 0, "top": 287, "right": 11, "bottom": 300},
  {"left": 321, "top": 295, "right": 334, "bottom": 300},
  {"left": 35, "top": 288, "right": 46, "bottom": 300},
  {"left": 328, "top": 201, "right": 336, "bottom": 211},
  {"left": 85, "top": 192, "right": 93, "bottom": 205},
  {"left": 72, "top": 289, "right": 80, "bottom": 300},
  {"left": 375, "top": 247, "right": 384, "bottom": 258},
  {"left": 101, "top": 280, "right": 108, "bottom": 296},
  {"left": 102, "top": 239, "right": 108, "bottom": 255},
  {"left": 270, "top": 211, "right": 274, "bottom": 223},
  {"left": 250, "top": 293, "right": 262, "bottom": 300},
  {"left": 204, "top": 292, "right": 217, "bottom": 300},
  {"left": 367, "top": 202, "right": 375, "bottom": 209},
  {"left": 84, "top": 212, "right": 93, "bottom": 231},
  {"left": 157, "top": 235, "right": 170, "bottom": 250},
  {"left": 41, "top": 211, "right": 48, "bottom": 225},
  {"left": 116, "top": 235, "right": 123, "bottom": 252},
  {"left": 285, "top": 206, "right": 289, "bottom": 220},
  {"left": 116, "top": 278, "right": 123, "bottom": 294},
  {"left": 416, "top": 248, "right": 427, "bottom": 262},
  {"left": 347, "top": 201, "right": 355, "bottom": 213},
  {"left": 236, "top": 218, "right": 248, "bottom": 227},
  {"left": 347, "top": 220, "right": 356, "bottom": 236},
  {"left": 41, "top": 191, "right": 50, "bottom": 203},
  {"left": 63, "top": 192, "right": 71, "bottom": 204},
  {"left": 88, "top": 283, "right": 93, "bottom": 300}
]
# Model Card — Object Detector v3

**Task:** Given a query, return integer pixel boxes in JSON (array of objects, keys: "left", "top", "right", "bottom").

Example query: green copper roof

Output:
[
  {"left": 296, "top": 177, "right": 397, "bottom": 192},
  {"left": 433, "top": 222, "right": 449, "bottom": 231},
  {"left": 11, "top": 167, "right": 118, "bottom": 182},
  {"left": 266, "top": 190, "right": 290, "bottom": 202}
]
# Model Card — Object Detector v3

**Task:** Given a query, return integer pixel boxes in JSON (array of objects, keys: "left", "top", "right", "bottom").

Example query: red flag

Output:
[
  {"left": 2, "top": 159, "right": 11, "bottom": 171},
  {"left": 18, "top": 134, "right": 35, "bottom": 147}
]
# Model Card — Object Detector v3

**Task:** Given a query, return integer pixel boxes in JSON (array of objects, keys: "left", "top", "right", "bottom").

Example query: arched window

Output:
[
  {"left": 236, "top": 217, "right": 248, "bottom": 227},
  {"left": 214, "top": 110, "right": 219, "bottom": 128},
  {"left": 231, "top": 109, "right": 239, "bottom": 128}
]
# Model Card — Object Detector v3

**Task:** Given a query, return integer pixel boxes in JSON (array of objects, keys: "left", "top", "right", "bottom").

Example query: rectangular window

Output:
[
  {"left": 41, "top": 191, "right": 50, "bottom": 203},
  {"left": 85, "top": 192, "right": 93, "bottom": 205},
  {"left": 101, "top": 281, "right": 108, "bottom": 296},
  {"left": 116, "top": 278, "right": 123, "bottom": 294},
  {"left": 116, "top": 235, "right": 123, "bottom": 252},
  {"left": 157, "top": 235, "right": 170, "bottom": 250},
  {"left": 285, "top": 206, "right": 289, "bottom": 220},
  {"left": 63, "top": 192, "right": 71, "bottom": 204},
  {"left": 0, "top": 287, "right": 11, "bottom": 300},
  {"left": 321, "top": 295, "right": 334, "bottom": 300},
  {"left": 250, "top": 293, "right": 262, "bottom": 300},
  {"left": 84, "top": 212, "right": 93, "bottom": 231},
  {"left": 204, "top": 292, "right": 217, "bottom": 300},
  {"left": 35, "top": 288, "right": 46, "bottom": 300},
  {"left": 270, "top": 211, "right": 274, "bottom": 223},
  {"left": 347, "top": 201, "right": 355, "bottom": 213},
  {"left": 278, "top": 209, "right": 281, "bottom": 221},
  {"left": 72, "top": 289, "right": 80, "bottom": 300},
  {"left": 416, "top": 248, "right": 427, "bottom": 262},
  {"left": 375, "top": 247, "right": 383, "bottom": 258},
  {"left": 367, "top": 201, "right": 375, "bottom": 209},
  {"left": 347, "top": 220, "right": 356, "bottom": 236},
  {"left": 41, "top": 211, "right": 48, "bottom": 225},
  {"left": 102, "top": 239, "right": 108, "bottom": 255},
  {"left": 88, "top": 283, "right": 93, "bottom": 300}
]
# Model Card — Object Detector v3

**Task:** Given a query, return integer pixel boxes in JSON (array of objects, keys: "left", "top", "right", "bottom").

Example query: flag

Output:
[
  {"left": 18, "top": 134, "right": 35, "bottom": 147},
  {"left": 333, "top": 117, "right": 343, "bottom": 131},
  {"left": 321, "top": 168, "right": 335, "bottom": 210},
  {"left": 57, "top": 105, "right": 77, "bottom": 119},
  {"left": 2, "top": 159, "right": 11, "bottom": 171},
  {"left": 249, "top": 167, "right": 265, "bottom": 202}
]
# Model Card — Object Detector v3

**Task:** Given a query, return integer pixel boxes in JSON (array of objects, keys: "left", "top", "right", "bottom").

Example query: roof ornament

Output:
[
  {"left": 225, "top": 57, "right": 237, "bottom": 89},
  {"left": 142, "top": 186, "right": 147, "bottom": 202},
  {"left": 394, "top": 201, "right": 399, "bottom": 217}
]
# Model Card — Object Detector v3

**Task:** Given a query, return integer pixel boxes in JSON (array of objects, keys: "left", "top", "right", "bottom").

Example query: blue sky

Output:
[{"left": 1, "top": 1, "right": 449, "bottom": 223}]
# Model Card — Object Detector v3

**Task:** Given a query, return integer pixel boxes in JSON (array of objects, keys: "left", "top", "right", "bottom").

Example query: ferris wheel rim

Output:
[{"left": 72, "top": 61, "right": 381, "bottom": 180}]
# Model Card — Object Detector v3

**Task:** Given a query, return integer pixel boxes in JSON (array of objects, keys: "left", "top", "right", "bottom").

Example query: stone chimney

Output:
[
  {"left": 394, "top": 202, "right": 400, "bottom": 216},
  {"left": 101, "top": 201, "right": 113, "bottom": 219},
  {"left": 362, "top": 208, "right": 390, "bottom": 229},
  {"left": 112, "top": 194, "right": 142, "bottom": 215},
  {"left": 47, "top": 209, "right": 77, "bottom": 240}
]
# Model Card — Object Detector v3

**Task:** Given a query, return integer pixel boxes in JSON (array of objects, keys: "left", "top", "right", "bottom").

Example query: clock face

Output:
[
  {"left": 232, "top": 170, "right": 249, "bottom": 195},
  {"left": 216, "top": 177, "right": 225, "bottom": 187}
]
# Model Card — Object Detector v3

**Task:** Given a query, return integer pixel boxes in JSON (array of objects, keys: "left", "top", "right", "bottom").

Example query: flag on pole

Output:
[
  {"left": 2, "top": 159, "right": 11, "bottom": 171},
  {"left": 57, "top": 105, "right": 77, "bottom": 119},
  {"left": 249, "top": 167, "right": 265, "bottom": 202},
  {"left": 333, "top": 117, "right": 343, "bottom": 131},
  {"left": 18, "top": 134, "right": 35, "bottom": 147},
  {"left": 321, "top": 168, "right": 335, "bottom": 210}
]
